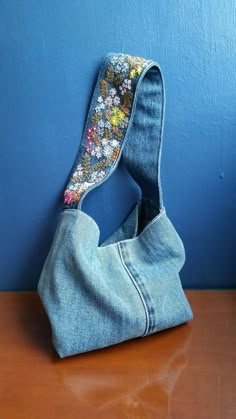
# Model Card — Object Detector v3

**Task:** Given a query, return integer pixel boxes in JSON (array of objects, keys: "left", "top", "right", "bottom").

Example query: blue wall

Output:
[{"left": 0, "top": 1, "right": 235, "bottom": 290}]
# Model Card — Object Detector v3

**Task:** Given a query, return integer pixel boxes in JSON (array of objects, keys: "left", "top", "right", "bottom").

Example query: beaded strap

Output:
[{"left": 64, "top": 53, "right": 153, "bottom": 209}]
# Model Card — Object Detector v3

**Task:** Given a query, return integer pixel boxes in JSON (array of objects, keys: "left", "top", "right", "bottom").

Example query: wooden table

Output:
[{"left": 0, "top": 291, "right": 235, "bottom": 418}]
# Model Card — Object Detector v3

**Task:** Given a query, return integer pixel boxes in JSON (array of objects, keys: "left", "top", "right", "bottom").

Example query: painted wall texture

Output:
[{"left": 0, "top": 1, "right": 235, "bottom": 290}]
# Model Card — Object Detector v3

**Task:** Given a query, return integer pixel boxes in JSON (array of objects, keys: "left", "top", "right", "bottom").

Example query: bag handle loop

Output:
[{"left": 64, "top": 53, "right": 165, "bottom": 211}]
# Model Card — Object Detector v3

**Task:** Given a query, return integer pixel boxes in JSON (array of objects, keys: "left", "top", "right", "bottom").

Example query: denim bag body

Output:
[{"left": 37, "top": 53, "right": 193, "bottom": 358}]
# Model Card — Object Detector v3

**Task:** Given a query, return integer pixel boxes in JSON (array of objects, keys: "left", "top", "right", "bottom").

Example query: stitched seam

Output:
[
  {"left": 126, "top": 263, "right": 156, "bottom": 335},
  {"left": 118, "top": 242, "right": 149, "bottom": 336}
]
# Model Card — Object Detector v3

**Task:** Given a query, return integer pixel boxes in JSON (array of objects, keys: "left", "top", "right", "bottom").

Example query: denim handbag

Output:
[{"left": 37, "top": 53, "right": 193, "bottom": 358}]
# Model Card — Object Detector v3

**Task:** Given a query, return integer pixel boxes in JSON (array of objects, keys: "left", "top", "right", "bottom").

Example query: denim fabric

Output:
[{"left": 37, "top": 53, "right": 193, "bottom": 358}]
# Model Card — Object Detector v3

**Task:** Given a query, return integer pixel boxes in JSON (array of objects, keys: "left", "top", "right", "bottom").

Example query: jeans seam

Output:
[{"left": 117, "top": 242, "right": 149, "bottom": 336}]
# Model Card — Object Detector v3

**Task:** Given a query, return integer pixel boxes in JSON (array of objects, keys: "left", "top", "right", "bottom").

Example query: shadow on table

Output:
[
  {"left": 18, "top": 292, "right": 192, "bottom": 417},
  {"left": 59, "top": 324, "right": 192, "bottom": 418}
]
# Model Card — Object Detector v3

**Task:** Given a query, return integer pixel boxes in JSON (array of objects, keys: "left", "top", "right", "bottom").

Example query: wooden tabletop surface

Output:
[{"left": 0, "top": 291, "right": 235, "bottom": 419}]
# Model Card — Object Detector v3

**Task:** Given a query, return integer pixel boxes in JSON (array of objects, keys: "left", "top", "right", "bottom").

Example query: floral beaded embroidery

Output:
[{"left": 64, "top": 53, "right": 151, "bottom": 207}]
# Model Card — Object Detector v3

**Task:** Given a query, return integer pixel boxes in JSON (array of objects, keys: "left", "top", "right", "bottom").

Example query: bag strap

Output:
[{"left": 64, "top": 52, "right": 165, "bottom": 211}]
